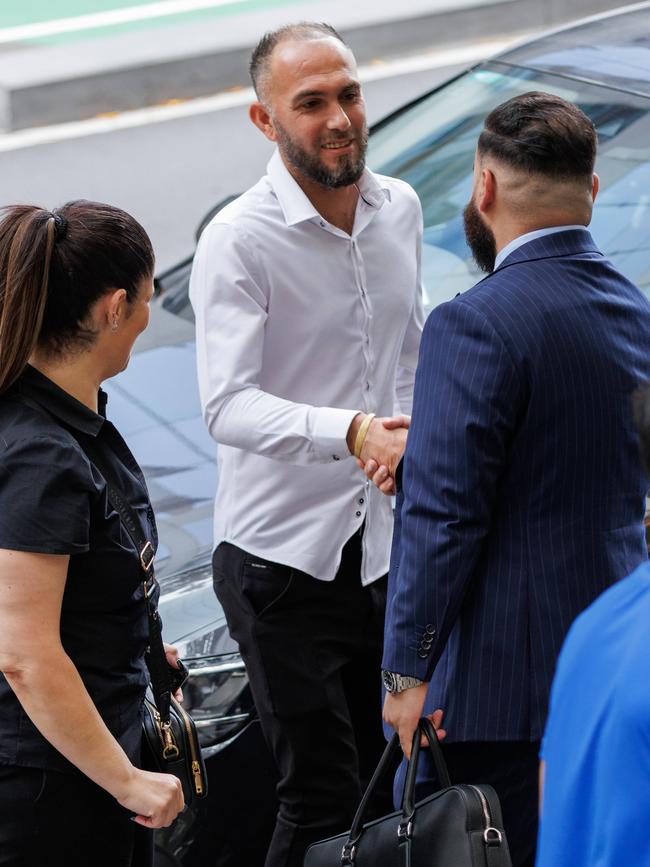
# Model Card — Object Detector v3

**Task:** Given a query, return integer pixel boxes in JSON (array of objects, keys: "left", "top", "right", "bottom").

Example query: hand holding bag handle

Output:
[
  {"left": 398, "top": 719, "right": 451, "bottom": 867},
  {"left": 341, "top": 718, "right": 450, "bottom": 865}
]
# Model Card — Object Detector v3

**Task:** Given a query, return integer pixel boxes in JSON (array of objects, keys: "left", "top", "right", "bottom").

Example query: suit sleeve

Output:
[{"left": 382, "top": 298, "right": 523, "bottom": 680}]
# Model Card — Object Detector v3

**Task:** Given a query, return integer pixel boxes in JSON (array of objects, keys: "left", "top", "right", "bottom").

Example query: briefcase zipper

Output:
[
  {"left": 467, "top": 785, "right": 504, "bottom": 848},
  {"left": 173, "top": 698, "right": 205, "bottom": 796}
]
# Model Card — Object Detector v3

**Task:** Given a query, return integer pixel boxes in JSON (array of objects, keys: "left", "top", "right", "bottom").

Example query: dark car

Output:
[{"left": 105, "top": 4, "right": 650, "bottom": 864}]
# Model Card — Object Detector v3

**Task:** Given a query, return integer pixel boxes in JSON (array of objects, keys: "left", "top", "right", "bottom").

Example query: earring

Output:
[{"left": 111, "top": 315, "right": 118, "bottom": 332}]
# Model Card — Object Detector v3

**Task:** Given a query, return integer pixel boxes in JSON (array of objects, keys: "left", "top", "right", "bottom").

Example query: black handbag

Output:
[
  {"left": 77, "top": 437, "right": 208, "bottom": 808},
  {"left": 304, "top": 718, "right": 511, "bottom": 867}
]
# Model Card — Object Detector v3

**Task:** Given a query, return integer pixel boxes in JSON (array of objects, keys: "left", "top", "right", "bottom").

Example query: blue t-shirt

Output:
[{"left": 537, "top": 560, "right": 650, "bottom": 867}]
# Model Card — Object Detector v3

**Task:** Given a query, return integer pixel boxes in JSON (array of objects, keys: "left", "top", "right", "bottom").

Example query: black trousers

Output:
[
  {"left": 0, "top": 764, "right": 153, "bottom": 867},
  {"left": 407, "top": 740, "right": 540, "bottom": 867},
  {"left": 213, "top": 530, "right": 390, "bottom": 867}
]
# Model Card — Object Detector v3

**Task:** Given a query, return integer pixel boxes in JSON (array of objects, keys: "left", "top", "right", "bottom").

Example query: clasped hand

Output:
[
  {"left": 356, "top": 414, "right": 410, "bottom": 495},
  {"left": 383, "top": 686, "right": 446, "bottom": 759}
]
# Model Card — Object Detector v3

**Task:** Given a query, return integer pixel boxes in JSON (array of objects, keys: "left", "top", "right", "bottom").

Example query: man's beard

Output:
[
  {"left": 275, "top": 121, "right": 368, "bottom": 189},
  {"left": 463, "top": 198, "right": 497, "bottom": 273}
]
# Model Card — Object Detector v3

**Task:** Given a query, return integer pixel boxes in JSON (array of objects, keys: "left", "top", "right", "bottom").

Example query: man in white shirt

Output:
[{"left": 189, "top": 21, "right": 424, "bottom": 867}]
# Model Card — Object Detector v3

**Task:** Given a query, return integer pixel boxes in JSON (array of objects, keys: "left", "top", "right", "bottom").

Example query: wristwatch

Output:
[{"left": 382, "top": 670, "right": 424, "bottom": 694}]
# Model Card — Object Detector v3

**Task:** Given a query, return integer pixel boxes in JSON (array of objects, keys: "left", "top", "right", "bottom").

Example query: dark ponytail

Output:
[
  {"left": 0, "top": 200, "right": 154, "bottom": 394},
  {"left": 0, "top": 207, "right": 55, "bottom": 393}
]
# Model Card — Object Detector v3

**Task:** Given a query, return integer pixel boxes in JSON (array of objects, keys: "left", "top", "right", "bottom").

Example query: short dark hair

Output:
[
  {"left": 0, "top": 200, "right": 154, "bottom": 392},
  {"left": 478, "top": 92, "right": 597, "bottom": 180},
  {"left": 249, "top": 21, "right": 346, "bottom": 101}
]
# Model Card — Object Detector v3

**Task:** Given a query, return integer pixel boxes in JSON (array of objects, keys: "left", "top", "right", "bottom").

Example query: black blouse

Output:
[{"left": 0, "top": 365, "right": 158, "bottom": 772}]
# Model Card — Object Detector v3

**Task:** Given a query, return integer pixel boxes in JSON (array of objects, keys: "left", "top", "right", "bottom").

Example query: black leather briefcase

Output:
[{"left": 304, "top": 718, "right": 511, "bottom": 867}]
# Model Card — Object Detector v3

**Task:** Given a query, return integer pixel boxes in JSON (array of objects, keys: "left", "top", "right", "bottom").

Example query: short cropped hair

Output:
[
  {"left": 249, "top": 21, "right": 347, "bottom": 103},
  {"left": 478, "top": 92, "right": 597, "bottom": 180}
]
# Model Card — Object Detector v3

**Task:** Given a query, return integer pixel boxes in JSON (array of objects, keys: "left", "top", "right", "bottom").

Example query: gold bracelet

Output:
[{"left": 353, "top": 413, "right": 376, "bottom": 459}]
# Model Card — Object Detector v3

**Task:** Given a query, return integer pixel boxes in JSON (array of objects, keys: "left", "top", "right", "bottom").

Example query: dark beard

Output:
[
  {"left": 463, "top": 199, "right": 497, "bottom": 273},
  {"left": 275, "top": 122, "right": 368, "bottom": 189}
]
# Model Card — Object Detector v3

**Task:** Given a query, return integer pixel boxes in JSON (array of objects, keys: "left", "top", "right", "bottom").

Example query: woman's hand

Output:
[
  {"left": 116, "top": 767, "right": 184, "bottom": 828},
  {"left": 163, "top": 642, "right": 184, "bottom": 703}
]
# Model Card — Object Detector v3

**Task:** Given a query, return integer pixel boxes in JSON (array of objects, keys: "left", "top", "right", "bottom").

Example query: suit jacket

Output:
[{"left": 382, "top": 228, "right": 650, "bottom": 741}]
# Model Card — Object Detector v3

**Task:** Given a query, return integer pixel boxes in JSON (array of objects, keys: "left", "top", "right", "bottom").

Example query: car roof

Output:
[{"left": 496, "top": 1, "right": 650, "bottom": 97}]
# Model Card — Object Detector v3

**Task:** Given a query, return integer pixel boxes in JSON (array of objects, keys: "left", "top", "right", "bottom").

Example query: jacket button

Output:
[
  {"left": 425, "top": 624, "right": 436, "bottom": 635},
  {"left": 421, "top": 639, "right": 432, "bottom": 650},
  {"left": 417, "top": 650, "right": 428, "bottom": 659}
]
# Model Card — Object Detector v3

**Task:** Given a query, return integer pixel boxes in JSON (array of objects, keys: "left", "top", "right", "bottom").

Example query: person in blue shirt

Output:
[{"left": 537, "top": 384, "right": 650, "bottom": 866}]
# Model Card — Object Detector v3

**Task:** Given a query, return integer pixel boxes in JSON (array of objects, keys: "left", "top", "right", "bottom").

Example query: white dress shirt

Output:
[
  {"left": 190, "top": 150, "right": 424, "bottom": 584},
  {"left": 494, "top": 225, "right": 586, "bottom": 270}
]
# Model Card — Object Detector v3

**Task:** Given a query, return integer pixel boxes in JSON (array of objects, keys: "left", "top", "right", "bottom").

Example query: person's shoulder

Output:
[
  {"left": 0, "top": 399, "right": 91, "bottom": 478},
  {"left": 565, "top": 562, "right": 650, "bottom": 655},
  {"left": 201, "top": 175, "right": 278, "bottom": 239}
]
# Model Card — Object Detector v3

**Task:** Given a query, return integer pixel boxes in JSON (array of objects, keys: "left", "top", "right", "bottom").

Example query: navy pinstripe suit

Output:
[{"left": 382, "top": 228, "right": 650, "bottom": 742}]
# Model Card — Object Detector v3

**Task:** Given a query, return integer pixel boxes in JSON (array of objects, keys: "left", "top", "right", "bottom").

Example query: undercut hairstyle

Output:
[
  {"left": 250, "top": 21, "right": 347, "bottom": 103},
  {"left": 478, "top": 92, "right": 597, "bottom": 180},
  {"left": 0, "top": 200, "right": 154, "bottom": 393}
]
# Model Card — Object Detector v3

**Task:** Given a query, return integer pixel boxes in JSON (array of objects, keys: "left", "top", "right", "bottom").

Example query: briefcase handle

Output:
[
  {"left": 342, "top": 718, "right": 451, "bottom": 864},
  {"left": 402, "top": 718, "right": 451, "bottom": 820}
]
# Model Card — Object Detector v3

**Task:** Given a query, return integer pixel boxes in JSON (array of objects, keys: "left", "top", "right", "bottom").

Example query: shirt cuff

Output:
[{"left": 309, "top": 406, "right": 360, "bottom": 463}]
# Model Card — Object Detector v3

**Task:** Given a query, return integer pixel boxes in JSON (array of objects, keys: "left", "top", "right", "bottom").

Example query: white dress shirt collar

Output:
[
  {"left": 494, "top": 225, "right": 587, "bottom": 270},
  {"left": 266, "top": 149, "right": 390, "bottom": 228}
]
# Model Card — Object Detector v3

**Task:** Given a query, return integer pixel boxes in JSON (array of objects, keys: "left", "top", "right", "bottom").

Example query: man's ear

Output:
[
  {"left": 478, "top": 167, "right": 496, "bottom": 214},
  {"left": 592, "top": 172, "right": 600, "bottom": 203},
  {"left": 249, "top": 101, "right": 277, "bottom": 143}
]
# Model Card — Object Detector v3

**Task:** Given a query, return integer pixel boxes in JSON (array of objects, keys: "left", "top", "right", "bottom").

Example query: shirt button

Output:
[
  {"left": 358, "top": 498, "right": 364, "bottom": 505},
  {"left": 355, "top": 511, "right": 362, "bottom": 517},
  {"left": 332, "top": 454, "right": 340, "bottom": 461},
  {"left": 320, "top": 220, "right": 326, "bottom": 227}
]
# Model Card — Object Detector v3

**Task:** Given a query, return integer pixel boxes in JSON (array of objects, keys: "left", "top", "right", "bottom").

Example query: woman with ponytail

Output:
[{"left": 0, "top": 201, "right": 184, "bottom": 866}]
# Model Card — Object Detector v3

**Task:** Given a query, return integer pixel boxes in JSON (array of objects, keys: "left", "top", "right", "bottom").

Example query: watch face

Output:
[{"left": 382, "top": 670, "right": 395, "bottom": 693}]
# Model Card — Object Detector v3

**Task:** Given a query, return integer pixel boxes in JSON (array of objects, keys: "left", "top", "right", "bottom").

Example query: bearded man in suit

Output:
[{"left": 375, "top": 92, "right": 650, "bottom": 867}]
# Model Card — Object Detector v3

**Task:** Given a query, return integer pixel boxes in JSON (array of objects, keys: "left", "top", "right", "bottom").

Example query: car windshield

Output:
[{"left": 367, "top": 60, "right": 650, "bottom": 312}]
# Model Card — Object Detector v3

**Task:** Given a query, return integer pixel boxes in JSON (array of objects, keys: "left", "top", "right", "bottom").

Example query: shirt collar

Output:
[
  {"left": 266, "top": 149, "right": 389, "bottom": 228},
  {"left": 14, "top": 364, "right": 107, "bottom": 437},
  {"left": 494, "top": 225, "right": 587, "bottom": 270}
]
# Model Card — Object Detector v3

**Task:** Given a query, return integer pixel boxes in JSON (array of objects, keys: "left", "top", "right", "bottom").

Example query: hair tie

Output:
[{"left": 52, "top": 212, "right": 68, "bottom": 242}]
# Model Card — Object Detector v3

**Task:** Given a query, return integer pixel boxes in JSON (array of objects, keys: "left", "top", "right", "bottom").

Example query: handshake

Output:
[{"left": 346, "top": 412, "right": 410, "bottom": 496}]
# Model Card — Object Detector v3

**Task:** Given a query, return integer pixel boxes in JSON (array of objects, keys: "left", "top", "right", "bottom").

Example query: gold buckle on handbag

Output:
[{"left": 140, "top": 541, "right": 154, "bottom": 571}]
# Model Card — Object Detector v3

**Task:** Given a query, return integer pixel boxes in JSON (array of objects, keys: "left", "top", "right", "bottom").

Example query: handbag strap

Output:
[
  {"left": 341, "top": 718, "right": 452, "bottom": 865},
  {"left": 13, "top": 391, "right": 172, "bottom": 721},
  {"left": 73, "top": 435, "right": 173, "bottom": 725}
]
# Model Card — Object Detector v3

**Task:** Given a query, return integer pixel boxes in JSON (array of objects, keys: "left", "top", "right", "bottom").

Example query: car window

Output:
[{"left": 367, "top": 61, "right": 650, "bottom": 312}]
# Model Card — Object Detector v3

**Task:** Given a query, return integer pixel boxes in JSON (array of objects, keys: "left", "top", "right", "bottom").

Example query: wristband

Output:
[{"left": 353, "top": 413, "right": 375, "bottom": 459}]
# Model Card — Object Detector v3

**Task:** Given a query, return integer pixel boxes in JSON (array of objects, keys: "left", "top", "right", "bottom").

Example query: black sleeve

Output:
[{"left": 0, "top": 435, "right": 92, "bottom": 554}]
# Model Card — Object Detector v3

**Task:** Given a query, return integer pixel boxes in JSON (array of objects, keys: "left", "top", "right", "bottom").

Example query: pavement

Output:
[{"left": 0, "top": 0, "right": 635, "bottom": 131}]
